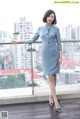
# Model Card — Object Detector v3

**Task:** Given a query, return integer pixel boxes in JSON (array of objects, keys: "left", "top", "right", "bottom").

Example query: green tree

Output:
[{"left": 0, "top": 74, "right": 28, "bottom": 89}]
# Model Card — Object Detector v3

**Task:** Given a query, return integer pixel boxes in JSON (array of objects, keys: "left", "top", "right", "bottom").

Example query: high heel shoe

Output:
[
  {"left": 49, "top": 96, "right": 54, "bottom": 107},
  {"left": 55, "top": 107, "right": 61, "bottom": 113},
  {"left": 54, "top": 100, "right": 61, "bottom": 112},
  {"left": 49, "top": 102, "right": 54, "bottom": 107}
]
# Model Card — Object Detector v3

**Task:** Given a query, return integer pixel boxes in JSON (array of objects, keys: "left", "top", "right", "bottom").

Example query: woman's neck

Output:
[{"left": 46, "top": 23, "right": 52, "bottom": 27}]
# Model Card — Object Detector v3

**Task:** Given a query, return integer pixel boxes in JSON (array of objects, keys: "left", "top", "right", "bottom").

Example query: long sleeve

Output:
[
  {"left": 27, "top": 27, "right": 40, "bottom": 45},
  {"left": 56, "top": 28, "right": 62, "bottom": 50}
]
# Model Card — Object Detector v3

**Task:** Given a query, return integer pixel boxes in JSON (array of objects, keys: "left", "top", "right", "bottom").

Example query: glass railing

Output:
[{"left": 0, "top": 40, "right": 80, "bottom": 95}]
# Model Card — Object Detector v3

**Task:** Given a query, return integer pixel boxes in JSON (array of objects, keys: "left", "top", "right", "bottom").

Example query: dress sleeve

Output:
[
  {"left": 56, "top": 28, "right": 62, "bottom": 50},
  {"left": 27, "top": 27, "right": 40, "bottom": 45}
]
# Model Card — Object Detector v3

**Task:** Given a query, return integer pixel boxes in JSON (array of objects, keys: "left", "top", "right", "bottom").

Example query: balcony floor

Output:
[{"left": 0, "top": 98, "right": 80, "bottom": 119}]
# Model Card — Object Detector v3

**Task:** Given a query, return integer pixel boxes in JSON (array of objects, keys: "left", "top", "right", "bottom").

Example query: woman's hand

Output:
[
  {"left": 27, "top": 40, "right": 33, "bottom": 45},
  {"left": 58, "top": 50, "right": 62, "bottom": 65},
  {"left": 59, "top": 57, "right": 62, "bottom": 65}
]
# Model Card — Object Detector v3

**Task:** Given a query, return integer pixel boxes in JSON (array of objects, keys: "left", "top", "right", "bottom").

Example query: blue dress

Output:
[{"left": 28, "top": 25, "right": 62, "bottom": 75}]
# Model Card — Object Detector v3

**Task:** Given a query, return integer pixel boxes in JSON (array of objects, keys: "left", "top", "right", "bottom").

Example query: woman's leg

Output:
[
  {"left": 49, "top": 75, "right": 56, "bottom": 102},
  {"left": 54, "top": 75, "right": 56, "bottom": 86},
  {"left": 48, "top": 75, "right": 60, "bottom": 108}
]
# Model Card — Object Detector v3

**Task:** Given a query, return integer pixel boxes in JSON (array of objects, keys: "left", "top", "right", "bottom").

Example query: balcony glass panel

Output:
[
  {"left": 0, "top": 43, "right": 32, "bottom": 96},
  {"left": 30, "top": 41, "right": 80, "bottom": 94},
  {"left": 0, "top": 41, "right": 80, "bottom": 97}
]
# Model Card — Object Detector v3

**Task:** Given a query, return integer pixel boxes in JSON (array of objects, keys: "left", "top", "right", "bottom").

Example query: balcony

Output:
[
  {"left": 0, "top": 41, "right": 80, "bottom": 118},
  {"left": 0, "top": 98, "right": 80, "bottom": 119}
]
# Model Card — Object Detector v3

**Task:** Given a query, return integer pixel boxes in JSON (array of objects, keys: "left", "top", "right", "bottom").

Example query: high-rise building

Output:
[
  {"left": 60, "top": 24, "right": 73, "bottom": 40},
  {"left": 13, "top": 17, "right": 33, "bottom": 41},
  {"left": 0, "top": 31, "right": 7, "bottom": 42},
  {"left": 76, "top": 26, "right": 80, "bottom": 40},
  {"left": 60, "top": 27, "right": 67, "bottom": 40},
  {"left": 12, "top": 17, "right": 34, "bottom": 69},
  {"left": 72, "top": 27, "right": 76, "bottom": 40}
]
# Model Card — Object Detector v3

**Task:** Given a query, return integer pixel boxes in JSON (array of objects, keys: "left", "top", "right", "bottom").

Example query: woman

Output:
[{"left": 27, "top": 9, "right": 62, "bottom": 112}]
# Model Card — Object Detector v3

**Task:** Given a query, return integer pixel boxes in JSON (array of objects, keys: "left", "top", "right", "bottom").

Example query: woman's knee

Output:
[
  {"left": 48, "top": 75, "right": 54, "bottom": 82},
  {"left": 48, "top": 75, "right": 53, "bottom": 79}
]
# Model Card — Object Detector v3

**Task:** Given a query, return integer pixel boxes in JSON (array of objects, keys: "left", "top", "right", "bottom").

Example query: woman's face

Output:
[{"left": 46, "top": 13, "right": 54, "bottom": 24}]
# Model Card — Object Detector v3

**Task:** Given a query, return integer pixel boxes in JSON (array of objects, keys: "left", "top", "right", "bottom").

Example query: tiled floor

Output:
[{"left": 0, "top": 98, "right": 80, "bottom": 119}]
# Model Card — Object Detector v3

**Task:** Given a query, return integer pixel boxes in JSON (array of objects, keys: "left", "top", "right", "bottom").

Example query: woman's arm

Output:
[
  {"left": 27, "top": 27, "right": 40, "bottom": 45},
  {"left": 56, "top": 27, "right": 62, "bottom": 65},
  {"left": 56, "top": 28, "right": 62, "bottom": 51}
]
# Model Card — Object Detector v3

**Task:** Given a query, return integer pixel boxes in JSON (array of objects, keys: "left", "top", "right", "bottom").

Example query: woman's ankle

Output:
[
  {"left": 54, "top": 98, "right": 60, "bottom": 108},
  {"left": 49, "top": 95, "right": 53, "bottom": 103}
]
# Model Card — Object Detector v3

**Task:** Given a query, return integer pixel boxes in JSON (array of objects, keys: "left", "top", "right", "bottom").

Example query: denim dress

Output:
[{"left": 28, "top": 25, "right": 62, "bottom": 75}]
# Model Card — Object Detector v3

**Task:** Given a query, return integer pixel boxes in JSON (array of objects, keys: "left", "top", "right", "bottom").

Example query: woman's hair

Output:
[{"left": 42, "top": 9, "right": 57, "bottom": 24}]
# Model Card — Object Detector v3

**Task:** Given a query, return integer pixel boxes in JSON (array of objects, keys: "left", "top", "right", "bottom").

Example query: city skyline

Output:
[
  {"left": 0, "top": 0, "right": 80, "bottom": 35},
  {"left": 0, "top": 16, "right": 80, "bottom": 86}
]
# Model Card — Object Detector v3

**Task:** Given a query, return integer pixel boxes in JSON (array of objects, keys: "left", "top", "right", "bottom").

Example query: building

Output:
[
  {"left": 0, "top": 31, "right": 7, "bottom": 43},
  {"left": 12, "top": 17, "right": 33, "bottom": 69},
  {"left": 60, "top": 24, "right": 72, "bottom": 40},
  {"left": 76, "top": 26, "right": 80, "bottom": 40}
]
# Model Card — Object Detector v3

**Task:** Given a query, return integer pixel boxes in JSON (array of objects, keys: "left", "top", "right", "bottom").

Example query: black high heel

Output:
[
  {"left": 55, "top": 107, "right": 61, "bottom": 113},
  {"left": 49, "top": 96, "right": 54, "bottom": 107},
  {"left": 54, "top": 100, "right": 61, "bottom": 112},
  {"left": 49, "top": 102, "right": 54, "bottom": 107}
]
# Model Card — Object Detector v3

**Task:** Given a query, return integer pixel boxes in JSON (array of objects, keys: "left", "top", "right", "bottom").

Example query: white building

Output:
[
  {"left": 0, "top": 31, "right": 7, "bottom": 42},
  {"left": 13, "top": 17, "right": 33, "bottom": 41},
  {"left": 60, "top": 27, "right": 66, "bottom": 40},
  {"left": 60, "top": 24, "right": 72, "bottom": 40},
  {"left": 76, "top": 26, "right": 80, "bottom": 40},
  {"left": 12, "top": 17, "right": 34, "bottom": 69}
]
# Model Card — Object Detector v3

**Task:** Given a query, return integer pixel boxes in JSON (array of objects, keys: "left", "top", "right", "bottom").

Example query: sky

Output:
[{"left": 0, "top": 0, "right": 80, "bottom": 35}]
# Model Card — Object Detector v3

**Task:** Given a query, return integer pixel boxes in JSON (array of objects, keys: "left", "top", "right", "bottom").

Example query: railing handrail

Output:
[{"left": 0, "top": 40, "right": 80, "bottom": 45}]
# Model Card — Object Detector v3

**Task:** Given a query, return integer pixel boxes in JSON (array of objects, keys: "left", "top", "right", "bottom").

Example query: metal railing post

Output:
[
  {"left": 27, "top": 45, "right": 36, "bottom": 95},
  {"left": 30, "top": 44, "right": 34, "bottom": 95}
]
